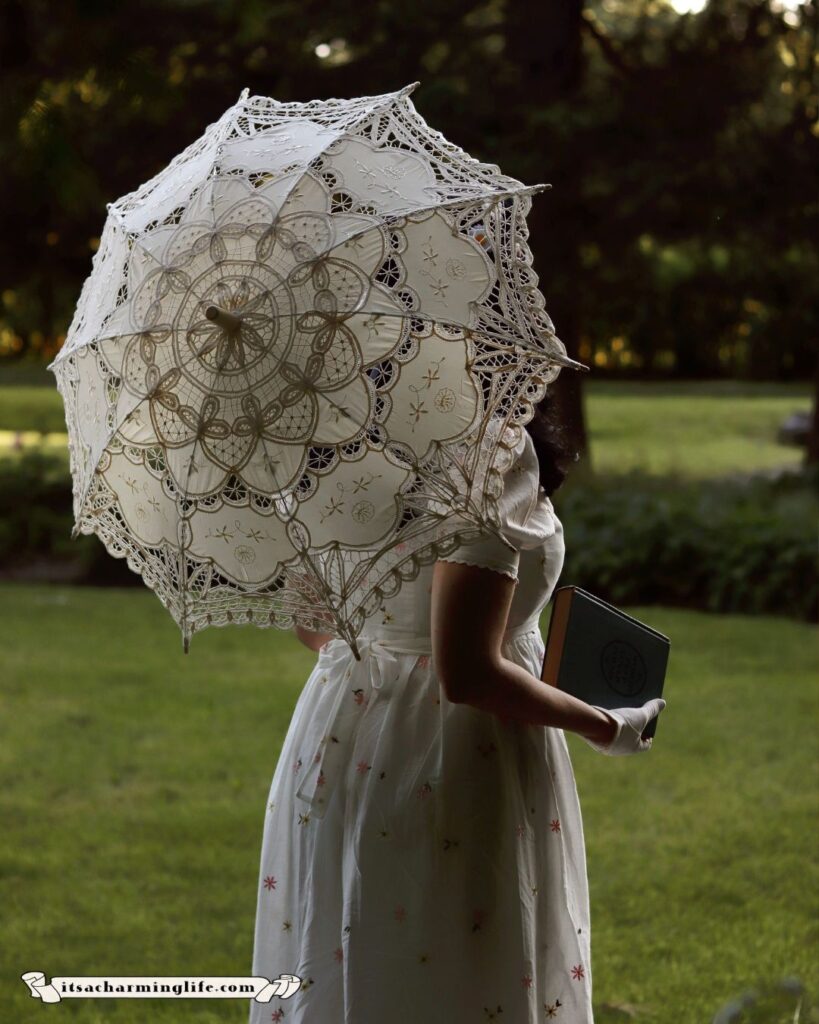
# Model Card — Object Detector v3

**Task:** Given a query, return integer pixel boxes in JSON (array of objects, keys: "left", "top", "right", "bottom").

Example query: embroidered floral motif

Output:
[
  {"left": 263, "top": 875, "right": 277, "bottom": 891},
  {"left": 544, "top": 999, "right": 562, "bottom": 1017},
  {"left": 550, "top": 819, "right": 561, "bottom": 833},
  {"left": 571, "top": 963, "right": 585, "bottom": 981}
]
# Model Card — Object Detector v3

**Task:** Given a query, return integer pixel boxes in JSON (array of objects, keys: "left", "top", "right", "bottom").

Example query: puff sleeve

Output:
[{"left": 436, "top": 426, "right": 557, "bottom": 583}]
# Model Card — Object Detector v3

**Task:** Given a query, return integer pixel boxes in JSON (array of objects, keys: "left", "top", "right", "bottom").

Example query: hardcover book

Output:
[{"left": 541, "top": 586, "right": 670, "bottom": 740}]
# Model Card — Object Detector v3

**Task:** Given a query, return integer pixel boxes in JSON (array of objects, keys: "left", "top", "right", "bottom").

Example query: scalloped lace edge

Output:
[{"left": 435, "top": 553, "right": 518, "bottom": 583}]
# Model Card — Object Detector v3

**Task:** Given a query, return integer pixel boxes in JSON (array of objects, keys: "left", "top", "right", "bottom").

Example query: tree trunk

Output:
[
  {"left": 502, "top": 0, "right": 591, "bottom": 468},
  {"left": 542, "top": 281, "right": 591, "bottom": 468}
]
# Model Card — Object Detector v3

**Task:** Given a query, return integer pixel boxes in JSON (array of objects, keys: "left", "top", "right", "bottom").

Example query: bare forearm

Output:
[
  {"left": 295, "top": 625, "right": 335, "bottom": 652},
  {"left": 448, "top": 655, "right": 616, "bottom": 745}
]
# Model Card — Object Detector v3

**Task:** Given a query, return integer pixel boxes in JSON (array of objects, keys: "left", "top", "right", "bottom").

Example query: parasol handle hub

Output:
[{"left": 205, "top": 305, "right": 242, "bottom": 333}]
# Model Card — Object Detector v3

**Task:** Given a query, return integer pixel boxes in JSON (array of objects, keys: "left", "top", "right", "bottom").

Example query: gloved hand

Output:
[{"left": 582, "top": 698, "right": 667, "bottom": 756}]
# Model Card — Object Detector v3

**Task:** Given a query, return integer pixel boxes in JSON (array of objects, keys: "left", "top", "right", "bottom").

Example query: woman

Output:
[{"left": 249, "top": 395, "right": 666, "bottom": 1024}]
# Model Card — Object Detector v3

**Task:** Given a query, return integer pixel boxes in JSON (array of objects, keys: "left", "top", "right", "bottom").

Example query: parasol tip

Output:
[
  {"left": 399, "top": 81, "right": 421, "bottom": 98},
  {"left": 552, "top": 353, "right": 592, "bottom": 372}
]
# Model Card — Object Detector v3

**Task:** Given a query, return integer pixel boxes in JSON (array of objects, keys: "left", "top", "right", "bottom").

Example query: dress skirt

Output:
[{"left": 249, "top": 620, "right": 594, "bottom": 1023}]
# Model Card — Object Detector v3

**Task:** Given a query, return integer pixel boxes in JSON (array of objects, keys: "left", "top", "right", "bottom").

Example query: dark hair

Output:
[{"left": 522, "top": 393, "right": 578, "bottom": 497}]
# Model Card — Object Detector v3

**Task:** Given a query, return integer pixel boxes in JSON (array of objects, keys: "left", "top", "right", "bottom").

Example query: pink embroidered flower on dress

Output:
[
  {"left": 571, "top": 963, "right": 585, "bottom": 981},
  {"left": 292, "top": 758, "right": 302, "bottom": 774},
  {"left": 270, "top": 1010, "right": 284, "bottom": 1022},
  {"left": 521, "top": 974, "right": 533, "bottom": 989},
  {"left": 417, "top": 781, "right": 433, "bottom": 799},
  {"left": 263, "top": 875, "right": 277, "bottom": 891},
  {"left": 550, "top": 819, "right": 561, "bottom": 833},
  {"left": 417, "top": 654, "right": 430, "bottom": 670},
  {"left": 356, "top": 760, "right": 371, "bottom": 774},
  {"left": 317, "top": 771, "right": 326, "bottom": 787},
  {"left": 515, "top": 824, "right": 526, "bottom": 838},
  {"left": 334, "top": 947, "right": 343, "bottom": 963}
]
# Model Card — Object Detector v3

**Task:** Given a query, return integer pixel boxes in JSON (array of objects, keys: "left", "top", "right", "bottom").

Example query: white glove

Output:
[{"left": 582, "top": 698, "right": 667, "bottom": 756}]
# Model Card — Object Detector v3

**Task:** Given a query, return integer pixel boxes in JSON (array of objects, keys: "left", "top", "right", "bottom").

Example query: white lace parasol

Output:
[{"left": 47, "top": 81, "right": 589, "bottom": 658}]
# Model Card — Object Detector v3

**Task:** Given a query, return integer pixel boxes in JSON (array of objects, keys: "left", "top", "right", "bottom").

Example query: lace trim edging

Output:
[{"left": 435, "top": 554, "right": 518, "bottom": 584}]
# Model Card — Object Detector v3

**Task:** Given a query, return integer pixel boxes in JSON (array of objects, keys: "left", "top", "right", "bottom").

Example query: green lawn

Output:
[
  {"left": 0, "top": 369, "right": 812, "bottom": 479},
  {"left": 584, "top": 379, "right": 812, "bottom": 478},
  {"left": 1, "top": 584, "right": 816, "bottom": 1022}
]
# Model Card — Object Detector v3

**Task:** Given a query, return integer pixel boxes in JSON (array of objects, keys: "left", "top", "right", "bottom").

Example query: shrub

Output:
[{"left": 554, "top": 466, "right": 818, "bottom": 622}]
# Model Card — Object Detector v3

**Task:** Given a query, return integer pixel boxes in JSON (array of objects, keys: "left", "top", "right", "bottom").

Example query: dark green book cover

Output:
[{"left": 541, "top": 586, "right": 670, "bottom": 740}]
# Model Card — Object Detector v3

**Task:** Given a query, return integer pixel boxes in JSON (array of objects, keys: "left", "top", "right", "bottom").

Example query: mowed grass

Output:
[
  {"left": 583, "top": 379, "right": 812, "bottom": 478},
  {"left": 1, "top": 584, "right": 816, "bottom": 1023},
  {"left": 0, "top": 371, "right": 812, "bottom": 479}
]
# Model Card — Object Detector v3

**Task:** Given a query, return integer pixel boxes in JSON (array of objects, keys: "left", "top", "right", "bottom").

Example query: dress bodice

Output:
[{"left": 359, "top": 426, "right": 565, "bottom": 642}]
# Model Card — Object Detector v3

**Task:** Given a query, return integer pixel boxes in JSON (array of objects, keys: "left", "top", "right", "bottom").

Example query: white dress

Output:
[{"left": 249, "top": 427, "right": 594, "bottom": 1023}]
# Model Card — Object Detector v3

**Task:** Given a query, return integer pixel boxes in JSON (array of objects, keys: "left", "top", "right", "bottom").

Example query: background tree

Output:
[{"left": 1, "top": 0, "right": 816, "bottom": 463}]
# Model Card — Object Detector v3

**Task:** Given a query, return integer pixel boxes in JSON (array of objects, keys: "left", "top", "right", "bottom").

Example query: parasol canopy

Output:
[{"left": 47, "top": 81, "right": 588, "bottom": 658}]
